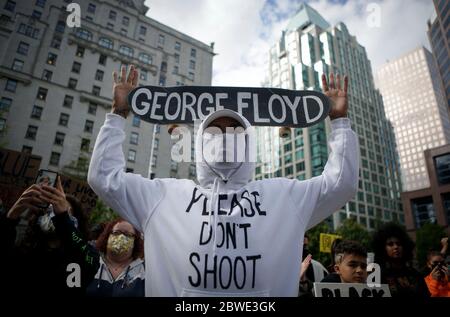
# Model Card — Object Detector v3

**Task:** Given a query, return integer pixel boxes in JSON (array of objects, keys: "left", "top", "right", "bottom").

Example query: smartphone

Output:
[
  {"left": 35, "top": 169, "right": 58, "bottom": 187},
  {"left": 34, "top": 169, "right": 58, "bottom": 209}
]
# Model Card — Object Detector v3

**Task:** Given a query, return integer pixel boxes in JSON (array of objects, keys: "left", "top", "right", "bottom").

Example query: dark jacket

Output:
[{"left": 382, "top": 264, "right": 430, "bottom": 298}]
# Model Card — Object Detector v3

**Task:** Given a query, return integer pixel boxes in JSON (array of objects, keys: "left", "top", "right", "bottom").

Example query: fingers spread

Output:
[
  {"left": 336, "top": 73, "right": 341, "bottom": 90},
  {"left": 132, "top": 69, "right": 139, "bottom": 86},
  {"left": 113, "top": 71, "right": 118, "bottom": 84},
  {"left": 321, "top": 74, "right": 329, "bottom": 92},
  {"left": 127, "top": 65, "right": 135, "bottom": 83},
  {"left": 121, "top": 65, "right": 126, "bottom": 83},
  {"left": 329, "top": 73, "right": 335, "bottom": 89},
  {"left": 344, "top": 75, "right": 349, "bottom": 94}
]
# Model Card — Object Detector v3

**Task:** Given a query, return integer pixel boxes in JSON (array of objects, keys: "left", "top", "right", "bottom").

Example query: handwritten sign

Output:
[
  {"left": 313, "top": 283, "right": 391, "bottom": 297},
  {"left": 128, "top": 86, "right": 330, "bottom": 127},
  {"left": 319, "top": 233, "right": 342, "bottom": 253}
]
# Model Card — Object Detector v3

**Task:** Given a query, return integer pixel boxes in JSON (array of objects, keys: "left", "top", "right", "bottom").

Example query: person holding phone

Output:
[
  {"left": 1, "top": 180, "right": 87, "bottom": 296},
  {"left": 424, "top": 250, "right": 450, "bottom": 297}
]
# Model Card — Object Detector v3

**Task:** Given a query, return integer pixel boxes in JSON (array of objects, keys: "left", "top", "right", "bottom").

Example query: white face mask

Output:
[{"left": 202, "top": 129, "right": 246, "bottom": 169}]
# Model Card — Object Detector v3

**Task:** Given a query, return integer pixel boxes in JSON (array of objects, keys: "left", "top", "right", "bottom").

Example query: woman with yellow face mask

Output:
[{"left": 39, "top": 177, "right": 145, "bottom": 296}]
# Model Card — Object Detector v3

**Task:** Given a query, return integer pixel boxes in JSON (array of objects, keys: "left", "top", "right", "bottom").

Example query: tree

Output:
[
  {"left": 415, "top": 222, "right": 447, "bottom": 268},
  {"left": 89, "top": 199, "right": 119, "bottom": 225},
  {"left": 306, "top": 220, "right": 334, "bottom": 267},
  {"left": 335, "top": 218, "right": 371, "bottom": 250},
  {"left": 61, "top": 155, "right": 90, "bottom": 181}
]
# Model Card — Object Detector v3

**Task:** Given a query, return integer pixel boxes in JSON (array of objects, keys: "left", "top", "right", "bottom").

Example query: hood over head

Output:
[{"left": 195, "top": 109, "right": 255, "bottom": 190}]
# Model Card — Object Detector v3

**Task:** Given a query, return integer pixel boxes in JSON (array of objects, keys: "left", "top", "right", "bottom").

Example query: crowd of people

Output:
[{"left": 0, "top": 179, "right": 448, "bottom": 297}]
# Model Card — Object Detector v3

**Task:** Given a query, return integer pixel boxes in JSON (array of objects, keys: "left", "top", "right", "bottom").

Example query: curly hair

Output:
[
  {"left": 372, "top": 222, "right": 415, "bottom": 266},
  {"left": 66, "top": 195, "right": 89, "bottom": 239},
  {"left": 96, "top": 219, "right": 144, "bottom": 259}
]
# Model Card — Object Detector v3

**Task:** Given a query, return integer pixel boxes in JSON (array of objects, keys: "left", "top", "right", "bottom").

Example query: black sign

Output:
[{"left": 128, "top": 86, "right": 330, "bottom": 127}]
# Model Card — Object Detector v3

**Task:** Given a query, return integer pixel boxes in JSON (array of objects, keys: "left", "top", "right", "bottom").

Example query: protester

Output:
[
  {"left": 327, "top": 238, "right": 343, "bottom": 273},
  {"left": 40, "top": 177, "right": 145, "bottom": 297},
  {"left": 423, "top": 250, "right": 449, "bottom": 297},
  {"left": 0, "top": 183, "right": 87, "bottom": 296},
  {"left": 321, "top": 240, "right": 367, "bottom": 284},
  {"left": 372, "top": 222, "right": 430, "bottom": 297},
  {"left": 87, "top": 65, "right": 359, "bottom": 296}
]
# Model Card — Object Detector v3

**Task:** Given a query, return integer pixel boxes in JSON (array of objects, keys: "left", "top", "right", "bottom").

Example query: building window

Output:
[
  {"left": 49, "top": 152, "right": 60, "bottom": 166},
  {"left": 128, "top": 149, "right": 136, "bottom": 162},
  {"left": 80, "top": 138, "right": 90, "bottom": 152},
  {"left": 98, "top": 37, "right": 113, "bottom": 49},
  {"left": 76, "top": 45, "right": 85, "bottom": 57},
  {"left": 171, "top": 161, "right": 178, "bottom": 172},
  {"left": 106, "top": 22, "right": 114, "bottom": 30},
  {"left": 99, "top": 54, "right": 107, "bottom": 65},
  {"left": 17, "top": 42, "right": 29, "bottom": 55},
  {"left": 12, "top": 59, "right": 24, "bottom": 71},
  {"left": 55, "top": 20, "right": 65, "bottom": 33},
  {"left": 54, "top": 132, "right": 65, "bottom": 146},
  {"left": 138, "top": 53, "right": 152, "bottom": 64},
  {"left": 94, "top": 69, "right": 104, "bottom": 81},
  {"left": 86, "top": 16, "right": 93, "bottom": 21},
  {"left": 4, "top": 0, "right": 16, "bottom": 11},
  {"left": 120, "top": 29, "right": 126, "bottom": 36},
  {"left": 154, "top": 138, "right": 159, "bottom": 150},
  {"left": 151, "top": 154, "right": 157, "bottom": 167},
  {"left": 191, "top": 48, "right": 196, "bottom": 58},
  {"left": 71, "top": 61, "right": 81, "bottom": 73},
  {"left": 122, "top": 16, "right": 129, "bottom": 26},
  {"left": 173, "top": 66, "right": 178, "bottom": 74},
  {"left": 46, "top": 53, "right": 57, "bottom": 65},
  {"left": 139, "top": 26, "right": 147, "bottom": 36},
  {"left": 63, "top": 95, "right": 73, "bottom": 108},
  {"left": 0, "top": 97, "right": 12, "bottom": 112},
  {"left": 175, "top": 41, "right": 181, "bottom": 51},
  {"left": 50, "top": 36, "right": 61, "bottom": 49},
  {"left": 88, "top": 102, "right": 97, "bottom": 115},
  {"left": 132, "top": 115, "right": 140, "bottom": 127},
  {"left": 5, "top": 79, "right": 17, "bottom": 92},
  {"left": 87, "top": 3, "right": 96, "bottom": 14},
  {"left": 30, "top": 105, "right": 43, "bottom": 119},
  {"left": 84, "top": 120, "right": 94, "bottom": 133},
  {"left": 22, "top": 146, "right": 32, "bottom": 154},
  {"left": 35, "top": 0, "right": 46, "bottom": 8},
  {"left": 68, "top": 78, "right": 77, "bottom": 89},
  {"left": 92, "top": 86, "right": 100, "bottom": 96},
  {"left": 36, "top": 87, "right": 48, "bottom": 100},
  {"left": 140, "top": 69, "right": 148, "bottom": 81},
  {"left": 188, "top": 72, "right": 194, "bottom": 81},
  {"left": 17, "top": 23, "right": 40, "bottom": 39},
  {"left": 109, "top": 10, "right": 116, "bottom": 20},
  {"left": 32, "top": 10, "right": 42, "bottom": 19},
  {"left": 130, "top": 132, "right": 139, "bottom": 145},
  {"left": 174, "top": 53, "right": 180, "bottom": 63},
  {"left": 159, "top": 76, "right": 166, "bottom": 86},
  {"left": 25, "top": 125, "right": 38, "bottom": 140},
  {"left": 411, "top": 196, "right": 436, "bottom": 228},
  {"left": 158, "top": 34, "right": 165, "bottom": 46},
  {"left": 0, "top": 118, "right": 6, "bottom": 132},
  {"left": 119, "top": 45, "right": 133, "bottom": 57},
  {"left": 74, "top": 28, "right": 92, "bottom": 41},
  {"left": 59, "top": 113, "right": 69, "bottom": 126},
  {"left": 189, "top": 165, "right": 195, "bottom": 177},
  {"left": 435, "top": 154, "right": 450, "bottom": 185},
  {"left": 189, "top": 60, "right": 195, "bottom": 70}
]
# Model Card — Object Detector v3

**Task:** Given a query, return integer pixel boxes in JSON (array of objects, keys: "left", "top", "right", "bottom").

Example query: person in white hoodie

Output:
[{"left": 87, "top": 65, "right": 359, "bottom": 297}]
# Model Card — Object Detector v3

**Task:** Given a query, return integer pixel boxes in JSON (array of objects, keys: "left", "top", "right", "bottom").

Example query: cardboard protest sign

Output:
[
  {"left": 314, "top": 283, "right": 391, "bottom": 297},
  {"left": 128, "top": 86, "right": 330, "bottom": 127},
  {"left": 0, "top": 149, "right": 97, "bottom": 213},
  {"left": 319, "top": 233, "right": 342, "bottom": 253}
]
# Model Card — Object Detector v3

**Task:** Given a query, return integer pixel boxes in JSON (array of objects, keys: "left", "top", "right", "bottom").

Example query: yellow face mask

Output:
[{"left": 107, "top": 233, "right": 134, "bottom": 256}]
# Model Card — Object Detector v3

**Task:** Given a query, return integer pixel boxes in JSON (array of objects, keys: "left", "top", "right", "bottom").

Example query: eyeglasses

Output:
[{"left": 111, "top": 230, "right": 135, "bottom": 238}]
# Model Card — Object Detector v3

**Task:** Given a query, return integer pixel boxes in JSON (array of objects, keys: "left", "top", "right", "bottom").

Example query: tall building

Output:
[
  {"left": 427, "top": 0, "right": 450, "bottom": 108},
  {"left": 0, "top": 0, "right": 214, "bottom": 179},
  {"left": 257, "top": 3, "right": 403, "bottom": 230},
  {"left": 376, "top": 47, "right": 450, "bottom": 192}
]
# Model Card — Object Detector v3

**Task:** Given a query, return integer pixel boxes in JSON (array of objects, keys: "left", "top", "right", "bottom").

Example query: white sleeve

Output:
[
  {"left": 283, "top": 118, "right": 359, "bottom": 229},
  {"left": 87, "top": 113, "right": 164, "bottom": 232}
]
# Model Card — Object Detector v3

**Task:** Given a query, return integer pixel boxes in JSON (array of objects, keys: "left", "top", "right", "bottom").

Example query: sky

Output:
[{"left": 144, "top": 0, "right": 435, "bottom": 87}]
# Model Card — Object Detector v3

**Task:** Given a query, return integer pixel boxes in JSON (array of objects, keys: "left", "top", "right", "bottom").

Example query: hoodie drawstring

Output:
[{"left": 209, "top": 177, "right": 220, "bottom": 255}]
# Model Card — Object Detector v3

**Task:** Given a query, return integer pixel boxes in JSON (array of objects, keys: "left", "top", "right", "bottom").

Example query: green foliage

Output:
[
  {"left": 336, "top": 218, "right": 371, "bottom": 249},
  {"left": 89, "top": 199, "right": 119, "bottom": 225},
  {"left": 306, "top": 221, "right": 333, "bottom": 267},
  {"left": 61, "top": 156, "right": 90, "bottom": 181},
  {"left": 415, "top": 222, "right": 446, "bottom": 268}
]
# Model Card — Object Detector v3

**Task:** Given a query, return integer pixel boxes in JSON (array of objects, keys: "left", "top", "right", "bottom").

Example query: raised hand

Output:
[
  {"left": 112, "top": 65, "right": 139, "bottom": 118},
  {"left": 7, "top": 185, "right": 46, "bottom": 220},
  {"left": 321, "top": 73, "right": 349, "bottom": 120},
  {"left": 40, "top": 176, "right": 70, "bottom": 214}
]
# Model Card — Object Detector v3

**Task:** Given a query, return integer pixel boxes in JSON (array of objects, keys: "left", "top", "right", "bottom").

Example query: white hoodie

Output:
[{"left": 88, "top": 110, "right": 359, "bottom": 297}]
